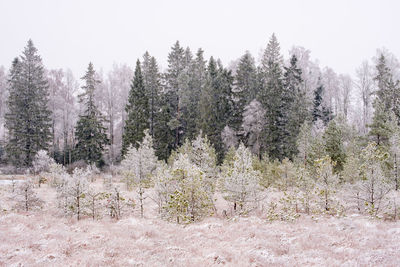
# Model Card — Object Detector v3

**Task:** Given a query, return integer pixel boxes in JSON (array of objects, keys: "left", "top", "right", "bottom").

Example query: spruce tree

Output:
[
  {"left": 154, "top": 91, "right": 175, "bottom": 161},
  {"left": 5, "top": 40, "right": 52, "bottom": 167},
  {"left": 369, "top": 99, "right": 392, "bottom": 146},
  {"left": 231, "top": 51, "right": 257, "bottom": 137},
  {"left": 122, "top": 59, "right": 149, "bottom": 156},
  {"left": 183, "top": 48, "right": 206, "bottom": 140},
  {"left": 258, "top": 33, "right": 285, "bottom": 160},
  {"left": 374, "top": 54, "right": 399, "bottom": 116},
  {"left": 142, "top": 53, "right": 161, "bottom": 138},
  {"left": 166, "top": 41, "right": 185, "bottom": 149},
  {"left": 282, "top": 55, "right": 306, "bottom": 159},
  {"left": 74, "top": 63, "right": 109, "bottom": 165},
  {"left": 312, "top": 84, "right": 333, "bottom": 125},
  {"left": 199, "top": 57, "right": 234, "bottom": 162}
]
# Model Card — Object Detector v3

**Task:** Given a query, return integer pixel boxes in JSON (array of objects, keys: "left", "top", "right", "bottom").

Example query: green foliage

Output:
[
  {"left": 258, "top": 34, "right": 285, "bottom": 160},
  {"left": 369, "top": 100, "right": 392, "bottom": 147},
  {"left": 5, "top": 40, "right": 52, "bottom": 167},
  {"left": 323, "top": 120, "right": 346, "bottom": 173},
  {"left": 312, "top": 85, "right": 332, "bottom": 125},
  {"left": 199, "top": 57, "right": 234, "bottom": 162},
  {"left": 74, "top": 63, "right": 109, "bottom": 165},
  {"left": 314, "top": 156, "right": 341, "bottom": 214},
  {"left": 122, "top": 60, "right": 149, "bottom": 156},
  {"left": 356, "top": 142, "right": 390, "bottom": 217},
  {"left": 164, "top": 153, "right": 214, "bottom": 223}
]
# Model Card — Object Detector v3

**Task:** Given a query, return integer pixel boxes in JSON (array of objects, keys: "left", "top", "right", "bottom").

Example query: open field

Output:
[{"left": 1, "top": 177, "right": 400, "bottom": 266}]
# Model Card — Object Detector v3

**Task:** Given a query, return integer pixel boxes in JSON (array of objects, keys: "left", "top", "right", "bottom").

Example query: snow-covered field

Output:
[{"left": 1, "top": 179, "right": 400, "bottom": 266}]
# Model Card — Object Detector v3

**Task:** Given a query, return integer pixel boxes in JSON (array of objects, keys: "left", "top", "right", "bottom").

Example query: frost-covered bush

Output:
[
  {"left": 105, "top": 186, "right": 135, "bottom": 220},
  {"left": 56, "top": 167, "right": 90, "bottom": 220},
  {"left": 32, "top": 150, "right": 55, "bottom": 175},
  {"left": 13, "top": 179, "right": 43, "bottom": 211},
  {"left": 85, "top": 185, "right": 107, "bottom": 220},
  {"left": 48, "top": 162, "right": 67, "bottom": 187}
]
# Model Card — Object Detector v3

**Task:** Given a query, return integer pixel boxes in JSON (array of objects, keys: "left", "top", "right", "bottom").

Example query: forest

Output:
[{"left": 1, "top": 33, "right": 400, "bottom": 222}]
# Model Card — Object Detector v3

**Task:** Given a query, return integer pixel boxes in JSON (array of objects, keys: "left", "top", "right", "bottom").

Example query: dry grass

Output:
[{"left": 0, "top": 179, "right": 400, "bottom": 266}]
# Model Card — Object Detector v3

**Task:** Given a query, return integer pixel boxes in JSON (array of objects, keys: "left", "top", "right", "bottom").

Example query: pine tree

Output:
[
  {"left": 221, "top": 142, "right": 262, "bottom": 213},
  {"left": 314, "top": 156, "right": 338, "bottom": 212},
  {"left": 5, "top": 40, "right": 52, "bottom": 167},
  {"left": 122, "top": 60, "right": 149, "bottom": 156},
  {"left": 121, "top": 130, "right": 158, "bottom": 217},
  {"left": 357, "top": 143, "right": 390, "bottom": 216},
  {"left": 75, "top": 63, "right": 109, "bottom": 165},
  {"left": 323, "top": 120, "right": 346, "bottom": 173},
  {"left": 163, "top": 153, "right": 213, "bottom": 223}
]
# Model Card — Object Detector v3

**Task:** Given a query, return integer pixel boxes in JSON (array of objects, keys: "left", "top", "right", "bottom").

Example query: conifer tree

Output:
[
  {"left": 199, "top": 57, "right": 234, "bottom": 162},
  {"left": 142, "top": 53, "right": 161, "bottom": 138},
  {"left": 282, "top": 55, "right": 306, "bottom": 159},
  {"left": 75, "top": 63, "right": 109, "bottom": 165},
  {"left": 5, "top": 40, "right": 52, "bottom": 167},
  {"left": 122, "top": 60, "right": 149, "bottom": 156},
  {"left": 154, "top": 91, "right": 175, "bottom": 161},
  {"left": 221, "top": 142, "right": 262, "bottom": 212},
  {"left": 323, "top": 120, "right": 346, "bottom": 173},
  {"left": 258, "top": 33, "right": 285, "bottom": 160},
  {"left": 374, "top": 54, "right": 400, "bottom": 118},
  {"left": 312, "top": 84, "right": 333, "bottom": 125},
  {"left": 231, "top": 51, "right": 257, "bottom": 137},
  {"left": 121, "top": 130, "right": 158, "bottom": 217},
  {"left": 184, "top": 48, "right": 207, "bottom": 140},
  {"left": 166, "top": 41, "right": 185, "bottom": 149},
  {"left": 369, "top": 100, "right": 392, "bottom": 146}
]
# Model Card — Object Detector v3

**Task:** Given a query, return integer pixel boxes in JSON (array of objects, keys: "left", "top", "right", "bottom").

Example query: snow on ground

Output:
[{"left": 0, "top": 178, "right": 400, "bottom": 266}]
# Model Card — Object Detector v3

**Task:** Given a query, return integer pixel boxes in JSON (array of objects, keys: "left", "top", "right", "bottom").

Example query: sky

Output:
[{"left": 0, "top": 0, "right": 399, "bottom": 78}]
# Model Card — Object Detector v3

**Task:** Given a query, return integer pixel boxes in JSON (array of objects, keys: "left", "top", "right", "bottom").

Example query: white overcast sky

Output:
[{"left": 0, "top": 0, "right": 399, "bottom": 78}]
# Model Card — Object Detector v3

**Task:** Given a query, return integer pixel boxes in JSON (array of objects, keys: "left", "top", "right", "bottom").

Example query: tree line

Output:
[{"left": 0, "top": 36, "right": 399, "bottom": 173}]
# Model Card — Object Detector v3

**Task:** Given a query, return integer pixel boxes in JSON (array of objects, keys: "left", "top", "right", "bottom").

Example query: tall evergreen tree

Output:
[
  {"left": 282, "top": 55, "right": 307, "bottom": 159},
  {"left": 74, "top": 63, "right": 109, "bottom": 165},
  {"left": 369, "top": 99, "right": 392, "bottom": 146},
  {"left": 258, "top": 34, "right": 285, "bottom": 160},
  {"left": 154, "top": 90, "right": 175, "bottom": 161},
  {"left": 122, "top": 60, "right": 149, "bottom": 156},
  {"left": 5, "top": 40, "right": 52, "bottom": 167},
  {"left": 183, "top": 48, "right": 206, "bottom": 140},
  {"left": 374, "top": 54, "right": 399, "bottom": 116},
  {"left": 142, "top": 52, "right": 161, "bottom": 138},
  {"left": 199, "top": 57, "right": 234, "bottom": 162},
  {"left": 166, "top": 41, "right": 185, "bottom": 149},
  {"left": 231, "top": 51, "right": 257, "bottom": 140},
  {"left": 312, "top": 84, "right": 333, "bottom": 125},
  {"left": 323, "top": 120, "right": 346, "bottom": 173}
]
